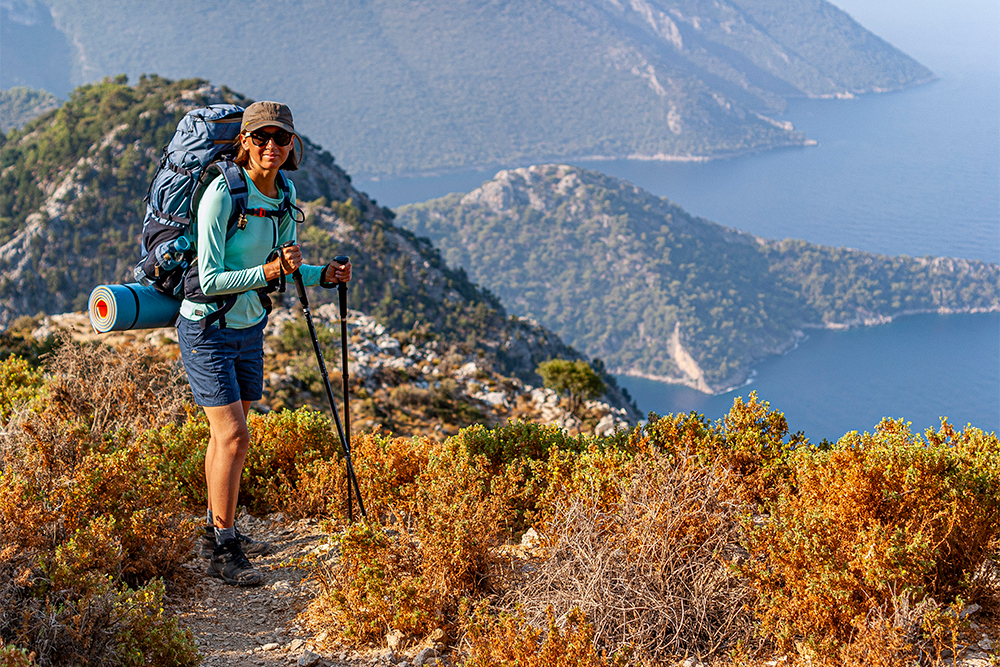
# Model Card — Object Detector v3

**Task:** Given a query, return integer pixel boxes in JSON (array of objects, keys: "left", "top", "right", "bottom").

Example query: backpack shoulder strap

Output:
[
  {"left": 275, "top": 171, "right": 306, "bottom": 224},
  {"left": 217, "top": 160, "right": 249, "bottom": 241}
]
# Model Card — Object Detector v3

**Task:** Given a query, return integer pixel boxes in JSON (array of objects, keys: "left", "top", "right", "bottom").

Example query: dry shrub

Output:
[
  {"left": 461, "top": 608, "right": 622, "bottom": 667},
  {"left": 0, "top": 575, "right": 197, "bottom": 667},
  {"left": 312, "top": 521, "right": 434, "bottom": 640},
  {"left": 0, "top": 339, "right": 198, "bottom": 665},
  {"left": 349, "top": 429, "right": 431, "bottom": 519},
  {"left": 243, "top": 408, "right": 343, "bottom": 513},
  {"left": 308, "top": 438, "right": 521, "bottom": 640},
  {"left": 142, "top": 407, "right": 347, "bottom": 517},
  {"left": 39, "top": 334, "right": 191, "bottom": 437},
  {"left": 742, "top": 418, "right": 1000, "bottom": 657},
  {"left": 529, "top": 444, "right": 635, "bottom": 530},
  {"left": 509, "top": 449, "right": 753, "bottom": 662},
  {"left": 389, "top": 384, "right": 434, "bottom": 408},
  {"left": 414, "top": 440, "right": 521, "bottom": 597}
]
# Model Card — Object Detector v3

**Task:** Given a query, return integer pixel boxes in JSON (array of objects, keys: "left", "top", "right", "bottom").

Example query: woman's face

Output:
[{"left": 241, "top": 125, "right": 294, "bottom": 171}]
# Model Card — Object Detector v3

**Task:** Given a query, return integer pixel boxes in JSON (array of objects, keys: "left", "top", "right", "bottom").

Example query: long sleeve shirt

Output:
[{"left": 179, "top": 169, "right": 325, "bottom": 329}]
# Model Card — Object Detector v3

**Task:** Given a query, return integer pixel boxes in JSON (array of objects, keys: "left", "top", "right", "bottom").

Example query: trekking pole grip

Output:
[{"left": 334, "top": 255, "right": 349, "bottom": 318}]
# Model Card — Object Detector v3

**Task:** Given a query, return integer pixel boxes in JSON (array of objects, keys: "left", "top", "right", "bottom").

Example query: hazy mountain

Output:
[
  {"left": 2, "top": 0, "right": 932, "bottom": 176},
  {"left": 0, "top": 87, "right": 60, "bottom": 132},
  {"left": 0, "top": 76, "right": 641, "bottom": 417},
  {"left": 396, "top": 165, "right": 998, "bottom": 392}
]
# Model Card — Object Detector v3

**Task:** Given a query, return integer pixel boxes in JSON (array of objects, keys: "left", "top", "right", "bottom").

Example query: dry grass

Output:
[{"left": 507, "top": 451, "right": 754, "bottom": 663}]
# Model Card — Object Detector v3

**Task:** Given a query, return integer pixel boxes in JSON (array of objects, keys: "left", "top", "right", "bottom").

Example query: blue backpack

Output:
[{"left": 134, "top": 104, "right": 296, "bottom": 328}]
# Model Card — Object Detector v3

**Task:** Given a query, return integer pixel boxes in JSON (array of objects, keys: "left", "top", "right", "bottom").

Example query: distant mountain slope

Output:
[
  {"left": 0, "top": 87, "right": 60, "bottom": 132},
  {"left": 0, "top": 78, "right": 638, "bottom": 416},
  {"left": 396, "top": 165, "right": 998, "bottom": 392},
  {"left": 6, "top": 0, "right": 932, "bottom": 176}
]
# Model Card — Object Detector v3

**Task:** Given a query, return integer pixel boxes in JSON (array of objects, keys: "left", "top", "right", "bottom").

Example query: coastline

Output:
[{"left": 616, "top": 307, "right": 1000, "bottom": 396}]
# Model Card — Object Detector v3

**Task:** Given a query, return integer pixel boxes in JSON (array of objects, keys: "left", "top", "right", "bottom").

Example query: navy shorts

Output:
[{"left": 177, "top": 315, "right": 267, "bottom": 407}]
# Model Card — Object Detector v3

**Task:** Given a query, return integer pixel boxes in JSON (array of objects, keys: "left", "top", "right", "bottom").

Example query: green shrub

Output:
[
  {"left": 457, "top": 420, "right": 590, "bottom": 471},
  {"left": 536, "top": 359, "right": 605, "bottom": 415},
  {"left": 0, "top": 355, "right": 43, "bottom": 426},
  {"left": 143, "top": 407, "right": 344, "bottom": 516}
]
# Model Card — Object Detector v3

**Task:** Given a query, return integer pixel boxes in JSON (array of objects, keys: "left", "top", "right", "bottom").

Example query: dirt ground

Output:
[{"left": 168, "top": 514, "right": 403, "bottom": 667}]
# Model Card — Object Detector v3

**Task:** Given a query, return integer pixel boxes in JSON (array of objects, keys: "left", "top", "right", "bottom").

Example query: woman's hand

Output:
[
  {"left": 323, "top": 259, "right": 352, "bottom": 284},
  {"left": 263, "top": 244, "right": 303, "bottom": 281}
]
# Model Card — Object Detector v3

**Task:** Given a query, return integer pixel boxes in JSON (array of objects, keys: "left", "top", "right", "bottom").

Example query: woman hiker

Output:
[{"left": 177, "top": 101, "right": 352, "bottom": 586}]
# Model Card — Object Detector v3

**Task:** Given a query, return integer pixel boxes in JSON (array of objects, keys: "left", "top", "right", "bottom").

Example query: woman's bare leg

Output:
[{"left": 204, "top": 400, "right": 252, "bottom": 530}]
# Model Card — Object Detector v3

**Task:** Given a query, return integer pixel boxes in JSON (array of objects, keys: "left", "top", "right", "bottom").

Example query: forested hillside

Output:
[
  {"left": 3, "top": 0, "right": 933, "bottom": 175},
  {"left": 0, "top": 77, "right": 631, "bottom": 402},
  {"left": 397, "top": 165, "right": 1000, "bottom": 392}
]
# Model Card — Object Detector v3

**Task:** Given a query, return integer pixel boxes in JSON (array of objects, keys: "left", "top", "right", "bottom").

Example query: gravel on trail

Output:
[{"left": 168, "top": 513, "right": 408, "bottom": 667}]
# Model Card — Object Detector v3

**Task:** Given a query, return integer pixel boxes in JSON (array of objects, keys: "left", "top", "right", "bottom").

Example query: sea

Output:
[{"left": 356, "top": 0, "right": 1000, "bottom": 442}]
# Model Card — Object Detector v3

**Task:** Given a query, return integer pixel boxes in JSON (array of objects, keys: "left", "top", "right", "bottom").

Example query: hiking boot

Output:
[
  {"left": 209, "top": 538, "right": 264, "bottom": 587},
  {"left": 199, "top": 525, "right": 272, "bottom": 559}
]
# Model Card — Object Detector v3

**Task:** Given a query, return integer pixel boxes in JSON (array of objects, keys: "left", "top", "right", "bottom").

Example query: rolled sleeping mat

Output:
[{"left": 88, "top": 284, "right": 180, "bottom": 333}]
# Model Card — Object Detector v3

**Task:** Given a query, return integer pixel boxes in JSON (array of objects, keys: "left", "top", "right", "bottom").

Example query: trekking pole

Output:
[
  {"left": 292, "top": 264, "right": 366, "bottom": 521},
  {"left": 334, "top": 256, "right": 354, "bottom": 520}
]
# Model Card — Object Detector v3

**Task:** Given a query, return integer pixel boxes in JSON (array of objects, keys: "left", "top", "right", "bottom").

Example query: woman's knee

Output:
[{"left": 205, "top": 403, "right": 251, "bottom": 456}]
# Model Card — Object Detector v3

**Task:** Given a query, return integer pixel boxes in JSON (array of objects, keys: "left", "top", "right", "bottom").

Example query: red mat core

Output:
[{"left": 96, "top": 300, "right": 108, "bottom": 319}]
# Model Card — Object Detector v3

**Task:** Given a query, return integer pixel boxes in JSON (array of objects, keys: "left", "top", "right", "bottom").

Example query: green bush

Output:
[
  {"left": 0, "top": 355, "right": 43, "bottom": 426},
  {"left": 536, "top": 359, "right": 605, "bottom": 414},
  {"left": 142, "top": 407, "right": 343, "bottom": 515}
]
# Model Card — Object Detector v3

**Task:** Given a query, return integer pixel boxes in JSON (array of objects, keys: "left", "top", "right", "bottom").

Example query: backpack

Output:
[{"left": 134, "top": 104, "right": 297, "bottom": 328}]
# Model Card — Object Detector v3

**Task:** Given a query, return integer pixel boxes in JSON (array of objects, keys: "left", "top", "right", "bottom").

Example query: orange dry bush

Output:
[
  {"left": 312, "top": 521, "right": 433, "bottom": 640},
  {"left": 144, "top": 407, "right": 349, "bottom": 517},
  {"left": 350, "top": 429, "right": 432, "bottom": 520},
  {"left": 529, "top": 443, "right": 634, "bottom": 530},
  {"left": 461, "top": 608, "right": 621, "bottom": 667},
  {"left": 0, "top": 340, "right": 198, "bottom": 665},
  {"left": 415, "top": 439, "right": 522, "bottom": 597},
  {"left": 243, "top": 408, "right": 343, "bottom": 513},
  {"left": 741, "top": 418, "right": 1000, "bottom": 657},
  {"left": 308, "top": 437, "right": 521, "bottom": 640}
]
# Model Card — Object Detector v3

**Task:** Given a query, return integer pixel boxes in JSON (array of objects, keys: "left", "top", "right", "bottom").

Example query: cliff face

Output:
[
  {"left": 397, "top": 164, "right": 1000, "bottom": 393},
  {"left": 0, "top": 78, "right": 637, "bottom": 416},
  {"left": 5, "top": 0, "right": 933, "bottom": 176}
]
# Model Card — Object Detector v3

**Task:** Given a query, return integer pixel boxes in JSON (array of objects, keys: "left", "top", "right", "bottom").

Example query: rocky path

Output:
[{"left": 168, "top": 514, "right": 411, "bottom": 667}]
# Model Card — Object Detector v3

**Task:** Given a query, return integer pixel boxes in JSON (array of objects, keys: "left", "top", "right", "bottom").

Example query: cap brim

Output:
[{"left": 242, "top": 119, "right": 296, "bottom": 134}]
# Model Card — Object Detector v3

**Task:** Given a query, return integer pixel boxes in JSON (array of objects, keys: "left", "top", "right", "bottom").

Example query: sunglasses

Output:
[{"left": 247, "top": 129, "right": 294, "bottom": 147}]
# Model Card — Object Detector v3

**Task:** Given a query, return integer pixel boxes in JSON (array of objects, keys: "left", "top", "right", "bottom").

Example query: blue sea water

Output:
[{"left": 356, "top": 0, "right": 1000, "bottom": 441}]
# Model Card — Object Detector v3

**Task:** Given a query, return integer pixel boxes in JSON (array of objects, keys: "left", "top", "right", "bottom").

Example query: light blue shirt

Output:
[{"left": 179, "top": 169, "right": 325, "bottom": 328}]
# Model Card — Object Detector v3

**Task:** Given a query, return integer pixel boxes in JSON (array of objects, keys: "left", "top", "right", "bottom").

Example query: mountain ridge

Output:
[{"left": 2, "top": 0, "right": 933, "bottom": 176}]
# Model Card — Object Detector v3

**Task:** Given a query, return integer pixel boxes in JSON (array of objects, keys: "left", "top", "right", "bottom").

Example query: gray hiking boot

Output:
[
  {"left": 199, "top": 525, "right": 272, "bottom": 559},
  {"left": 208, "top": 538, "right": 264, "bottom": 587}
]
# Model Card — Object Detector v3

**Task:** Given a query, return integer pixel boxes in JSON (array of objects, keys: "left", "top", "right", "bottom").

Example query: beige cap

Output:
[{"left": 241, "top": 101, "right": 295, "bottom": 134}]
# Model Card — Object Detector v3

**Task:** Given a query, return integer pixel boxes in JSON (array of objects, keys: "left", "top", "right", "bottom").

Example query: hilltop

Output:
[
  {"left": 2, "top": 0, "right": 933, "bottom": 175},
  {"left": 397, "top": 165, "right": 1000, "bottom": 392},
  {"left": 0, "top": 76, "right": 637, "bottom": 420}
]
